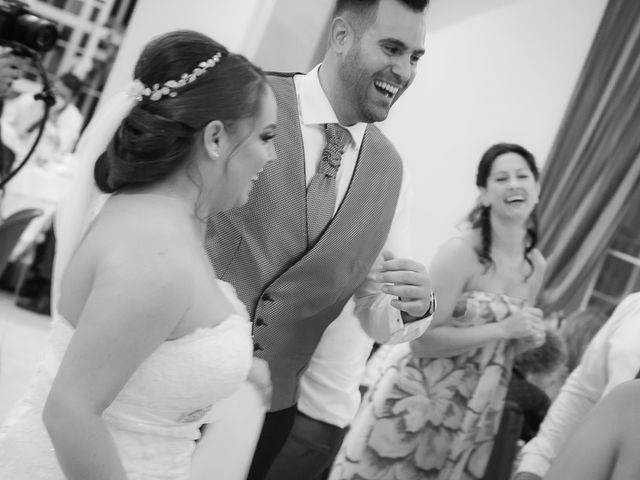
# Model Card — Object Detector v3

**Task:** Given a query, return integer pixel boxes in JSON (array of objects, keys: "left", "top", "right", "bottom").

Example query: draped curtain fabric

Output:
[{"left": 538, "top": 0, "right": 640, "bottom": 313}]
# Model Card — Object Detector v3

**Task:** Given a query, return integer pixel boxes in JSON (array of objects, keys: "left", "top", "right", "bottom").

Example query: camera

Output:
[{"left": 0, "top": 0, "right": 58, "bottom": 53}]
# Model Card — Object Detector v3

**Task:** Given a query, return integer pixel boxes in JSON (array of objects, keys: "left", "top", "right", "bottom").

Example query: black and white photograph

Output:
[{"left": 0, "top": 0, "right": 638, "bottom": 479}]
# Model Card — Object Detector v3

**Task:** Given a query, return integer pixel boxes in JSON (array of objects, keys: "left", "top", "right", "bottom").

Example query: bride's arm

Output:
[
  {"left": 43, "top": 245, "right": 192, "bottom": 480},
  {"left": 246, "top": 357, "right": 272, "bottom": 408}
]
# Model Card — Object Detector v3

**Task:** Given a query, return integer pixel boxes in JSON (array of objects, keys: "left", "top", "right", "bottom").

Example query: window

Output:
[
  {"left": 582, "top": 194, "right": 640, "bottom": 315},
  {"left": 24, "top": 0, "right": 138, "bottom": 126}
]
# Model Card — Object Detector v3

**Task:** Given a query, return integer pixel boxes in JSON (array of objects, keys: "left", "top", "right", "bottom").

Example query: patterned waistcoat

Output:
[{"left": 206, "top": 74, "right": 403, "bottom": 410}]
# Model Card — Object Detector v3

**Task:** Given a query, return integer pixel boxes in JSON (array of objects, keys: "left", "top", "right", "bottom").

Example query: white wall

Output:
[
  {"left": 378, "top": 0, "right": 608, "bottom": 265},
  {"left": 98, "top": 0, "right": 277, "bottom": 107},
  {"left": 253, "top": 0, "right": 335, "bottom": 73},
  {"left": 94, "top": 0, "right": 608, "bottom": 267}
]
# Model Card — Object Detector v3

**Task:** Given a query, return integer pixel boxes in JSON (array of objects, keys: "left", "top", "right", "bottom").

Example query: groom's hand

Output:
[
  {"left": 377, "top": 250, "right": 434, "bottom": 320},
  {"left": 247, "top": 358, "right": 272, "bottom": 408}
]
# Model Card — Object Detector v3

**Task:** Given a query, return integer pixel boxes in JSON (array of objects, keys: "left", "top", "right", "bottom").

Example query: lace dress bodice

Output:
[{"left": 0, "top": 280, "right": 253, "bottom": 480}]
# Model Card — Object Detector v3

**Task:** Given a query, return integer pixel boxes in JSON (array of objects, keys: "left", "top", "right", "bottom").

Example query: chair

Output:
[
  {"left": 0, "top": 144, "right": 16, "bottom": 181},
  {"left": 0, "top": 208, "right": 44, "bottom": 278},
  {"left": 481, "top": 401, "right": 525, "bottom": 480},
  {"left": 14, "top": 224, "right": 56, "bottom": 315}
]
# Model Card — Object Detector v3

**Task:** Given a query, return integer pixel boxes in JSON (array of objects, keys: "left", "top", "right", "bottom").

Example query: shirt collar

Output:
[{"left": 296, "top": 64, "right": 367, "bottom": 149}]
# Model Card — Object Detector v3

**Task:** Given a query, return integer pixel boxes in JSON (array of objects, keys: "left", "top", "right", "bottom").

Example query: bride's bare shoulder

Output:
[{"left": 91, "top": 195, "right": 190, "bottom": 243}]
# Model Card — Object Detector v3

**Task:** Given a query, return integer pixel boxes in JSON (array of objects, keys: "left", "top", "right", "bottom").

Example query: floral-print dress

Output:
[{"left": 329, "top": 291, "right": 526, "bottom": 480}]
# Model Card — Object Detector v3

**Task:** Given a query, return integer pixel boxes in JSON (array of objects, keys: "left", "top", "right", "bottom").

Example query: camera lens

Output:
[{"left": 16, "top": 14, "right": 59, "bottom": 52}]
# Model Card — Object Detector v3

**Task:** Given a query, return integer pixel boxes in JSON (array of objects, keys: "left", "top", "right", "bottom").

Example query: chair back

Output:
[
  {"left": 0, "top": 144, "right": 16, "bottom": 181},
  {"left": 481, "top": 401, "right": 525, "bottom": 480},
  {"left": 0, "top": 208, "right": 44, "bottom": 276}
]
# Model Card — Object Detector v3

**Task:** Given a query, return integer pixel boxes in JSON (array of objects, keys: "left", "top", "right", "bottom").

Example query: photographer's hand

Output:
[{"left": 0, "top": 48, "right": 28, "bottom": 97}]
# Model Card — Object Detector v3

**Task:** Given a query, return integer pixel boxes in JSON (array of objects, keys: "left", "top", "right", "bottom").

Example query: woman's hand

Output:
[
  {"left": 247, "top": 358, "right": 272, "bottom": 408},
  {"left": 500, "top": 307, "right": 545, "bottom": 344}
]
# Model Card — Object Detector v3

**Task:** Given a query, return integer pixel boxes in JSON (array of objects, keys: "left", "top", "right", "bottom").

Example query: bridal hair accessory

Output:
[{"left": 128, "top": 51, "right": 223, "bottom": 102}]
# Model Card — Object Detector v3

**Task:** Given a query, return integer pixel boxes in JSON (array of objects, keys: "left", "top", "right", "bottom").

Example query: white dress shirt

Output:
[
  {"left": 296, "top": 65, "right": 430, "bottom": 428},
  {"left": 2, "top": 93, "right": 83, "bottom": 161},
  {"left": 517, "top": 292, "right": 640, "bottom": 477}
]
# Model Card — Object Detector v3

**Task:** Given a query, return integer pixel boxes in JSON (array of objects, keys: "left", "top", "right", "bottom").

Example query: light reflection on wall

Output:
[{"left": 252, "top": 0, "right": 334, "bottom": 73}]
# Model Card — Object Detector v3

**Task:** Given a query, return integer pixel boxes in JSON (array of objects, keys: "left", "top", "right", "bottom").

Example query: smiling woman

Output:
[{"left": 329, "top": 143, "right": 546, "bottom": 480}]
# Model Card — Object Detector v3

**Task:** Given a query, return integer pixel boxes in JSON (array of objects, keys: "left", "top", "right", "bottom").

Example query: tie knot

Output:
[
  {"left": 325, "top": 123, "right": 350, "bottom": 149},
  {"left": 320, "top": 123, "right": 349, "bottom": 177}
]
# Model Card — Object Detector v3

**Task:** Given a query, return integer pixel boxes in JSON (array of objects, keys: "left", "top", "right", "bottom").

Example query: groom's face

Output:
[{"left": 338, "top": 0, "right": 426, "bottom": 123}]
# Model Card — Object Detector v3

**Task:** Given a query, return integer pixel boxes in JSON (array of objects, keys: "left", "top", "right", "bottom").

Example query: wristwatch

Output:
[
  {"left": 421, "top": 290, "right": 437, "bottom": 319},
  {"left": 402, "top": 290, "right": 437, "bottom": 323}
]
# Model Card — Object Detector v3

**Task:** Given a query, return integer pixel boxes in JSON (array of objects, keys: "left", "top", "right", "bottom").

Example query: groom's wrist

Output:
[{"left": 401, "top": 291, "right": 436, "bottom": 324}]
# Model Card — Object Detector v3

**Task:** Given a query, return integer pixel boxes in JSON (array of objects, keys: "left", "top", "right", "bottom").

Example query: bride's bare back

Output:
[{"left": 58, "top": 193, "right": 235, "bottom": 339}]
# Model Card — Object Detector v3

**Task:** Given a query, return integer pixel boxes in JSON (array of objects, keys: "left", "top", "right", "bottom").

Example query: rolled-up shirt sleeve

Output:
[
  {"left": 353, "top": 267, "right": 431, "bottom": 343},
  {"left": 352, "top": 168, "right": 432, "bottom": 344}
]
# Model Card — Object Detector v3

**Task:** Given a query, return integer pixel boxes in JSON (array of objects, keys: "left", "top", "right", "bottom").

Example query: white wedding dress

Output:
[{"left": 0, "top": 280, "right": 254, "bottom": 480}]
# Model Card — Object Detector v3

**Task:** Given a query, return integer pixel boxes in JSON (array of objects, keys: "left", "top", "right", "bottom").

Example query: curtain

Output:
[{"left": 537, "top": 0, "right": 640, "bottom": 313}]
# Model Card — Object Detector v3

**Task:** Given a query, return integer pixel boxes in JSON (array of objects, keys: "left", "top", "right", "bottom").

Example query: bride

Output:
[{"left": 0, "top": 29, "right": 275, "bottom": 479}]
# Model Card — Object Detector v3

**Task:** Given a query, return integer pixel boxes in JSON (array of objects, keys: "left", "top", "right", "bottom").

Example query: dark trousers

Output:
[
  {"left": 264, "top": 410, "right": 347, "bottom": 480},
  {"left": 247, "top": 404, "right": 298, "bottom": 480}
]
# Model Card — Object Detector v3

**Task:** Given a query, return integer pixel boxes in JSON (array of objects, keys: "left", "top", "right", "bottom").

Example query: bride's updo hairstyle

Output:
[{"left": 94, "top": 30, "right": 268, "bottom": 193}]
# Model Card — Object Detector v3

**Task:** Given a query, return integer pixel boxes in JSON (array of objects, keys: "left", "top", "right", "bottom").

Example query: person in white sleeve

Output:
[{"left": 514, "top": 292, "right": 640, "bottom": 480}]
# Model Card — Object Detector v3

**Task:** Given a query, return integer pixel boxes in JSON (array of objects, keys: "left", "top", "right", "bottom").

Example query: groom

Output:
[{"left": 206, "top": 0, "right": 433, "bottom": 478}]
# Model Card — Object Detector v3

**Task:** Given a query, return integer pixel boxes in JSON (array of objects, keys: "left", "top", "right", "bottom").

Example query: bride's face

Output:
[{"left": 217, "top": 89, "right": 278, "bottom": 210}]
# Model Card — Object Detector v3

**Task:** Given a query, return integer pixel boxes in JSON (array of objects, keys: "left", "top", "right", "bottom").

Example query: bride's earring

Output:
[
  {"left": 208, "top": 139, "right": 220, "bottom": 160},
  {"left": 203, "top": 121, "right": 223, "bottom": 161}
]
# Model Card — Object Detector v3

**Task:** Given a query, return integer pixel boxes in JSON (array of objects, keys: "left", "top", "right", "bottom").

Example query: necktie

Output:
[{"left": 306, "top": 123, "right": 350, "bottom": 246}]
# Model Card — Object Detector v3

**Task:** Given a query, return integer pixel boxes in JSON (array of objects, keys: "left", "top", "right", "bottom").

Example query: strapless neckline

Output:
[
  {"left": 462, "top": 289, "right": 528, "bottom": 305},
  {"left": 56, "top": 278, "right": 247, "bottom": 343},
  {"left": 1, "top": 275, "right": 254, "bottom": 480}
]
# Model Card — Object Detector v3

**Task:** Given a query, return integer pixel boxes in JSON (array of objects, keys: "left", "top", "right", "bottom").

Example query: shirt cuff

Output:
[
  {"left": 402, "top": 290, "right": 437, "bottom": 323},
  {"left": 385, "top": 313, "right": 432, "bottom": 344},
  {"left": 516, "top": 453, "right": 551, "bottom": 477}
]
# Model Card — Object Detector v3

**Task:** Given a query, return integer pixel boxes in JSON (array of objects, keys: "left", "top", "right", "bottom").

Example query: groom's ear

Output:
[{"left": 330, "top": 16, "right": 355, "bottom": 54}]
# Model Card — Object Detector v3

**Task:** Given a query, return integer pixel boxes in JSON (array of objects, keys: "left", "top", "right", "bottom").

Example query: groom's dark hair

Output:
[
  {"left": 333, "top": 0, "right": 429, "bottom": 34},
  {"left": 334, "top": 0, "right": 430, "bottom": 18},
  {"left": 335, "top": 0, "right": 430, "bottom": 14}
]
